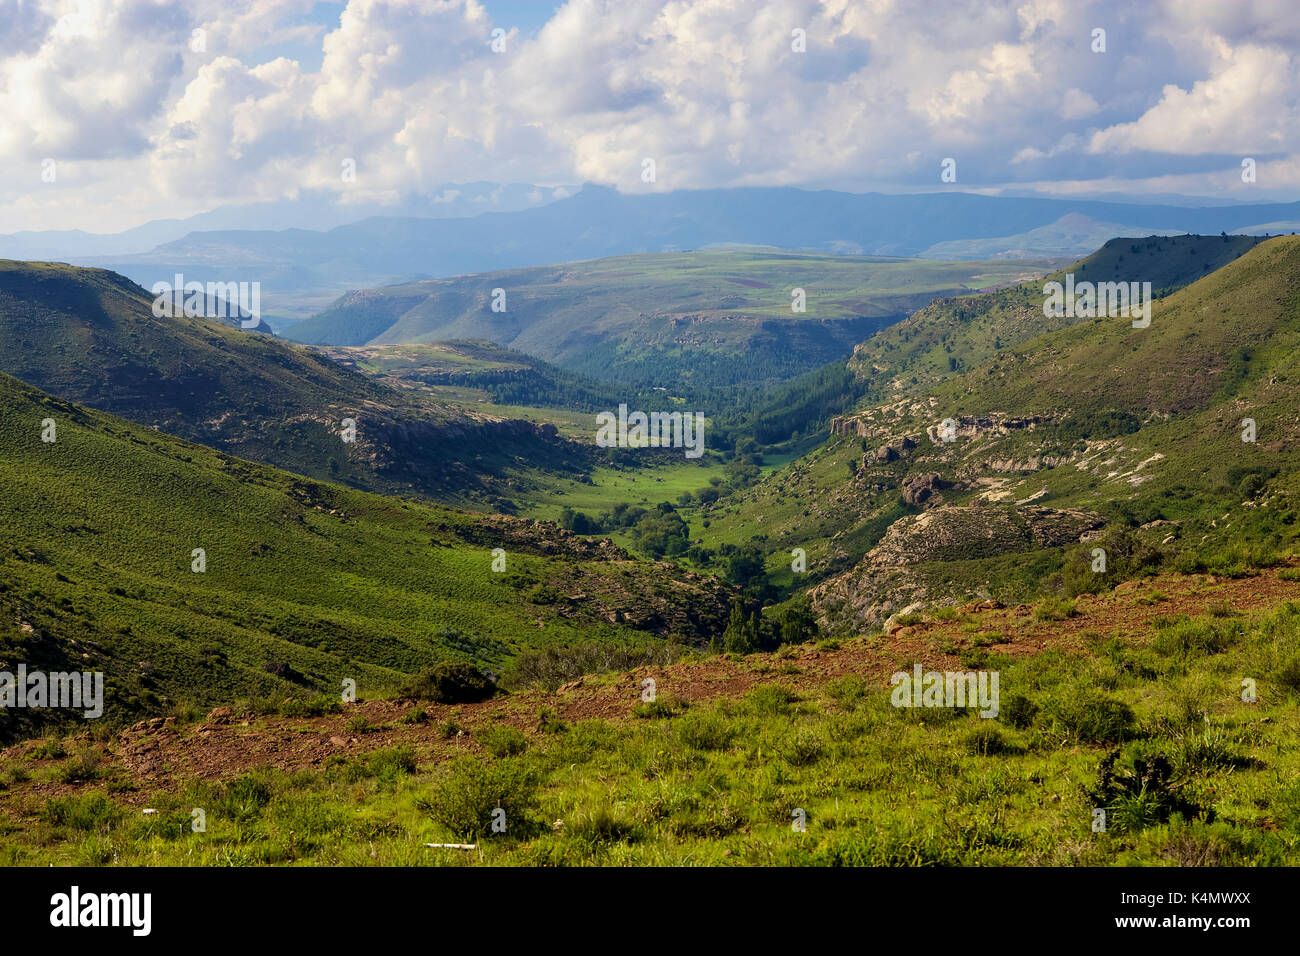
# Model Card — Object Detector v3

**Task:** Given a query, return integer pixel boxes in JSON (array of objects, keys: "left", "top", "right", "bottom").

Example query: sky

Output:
[{"left": 1, "top": 0, "right": 1298, "bottom": 233}]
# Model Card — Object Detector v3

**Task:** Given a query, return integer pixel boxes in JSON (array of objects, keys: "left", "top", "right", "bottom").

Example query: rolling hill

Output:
[
  {"left": 691, "top": 235, "right": 1297, "bottom": 625},
  {"left": 0, "top": 369, "right": 733, "bottom": 743},
  {"left": 86, "top": 185, "right": 1300, "bottom": 323},
  {"left": 0, "top": 261, "right": 589, "bottom": 507},
  {"left": 287, "top": 250, "right": 1061, "bottom": 389}
]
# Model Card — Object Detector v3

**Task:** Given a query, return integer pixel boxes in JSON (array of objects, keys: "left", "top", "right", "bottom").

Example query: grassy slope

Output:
[
  {"left": 287, "top": 251, "right": 1062, "bottom": 388},
  {"left": 0, "top": 371, "right": 734, "bottom": 742},
  {"left": 0, "top": 261, "right": 587, "bottom": 505},
  {"left": 696, "top": 235, "right": 1280, "bottom": 597},
  {"left": 4, "top": 571, "right": 1298, "bottom": 865},
  {"left": 845, "top": 234, "right": 1266, "bottom": 399}
]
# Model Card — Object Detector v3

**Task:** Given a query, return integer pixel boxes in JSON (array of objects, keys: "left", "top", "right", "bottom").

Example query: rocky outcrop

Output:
[
  {"left": 869, "top": 505, "right": 1105, "bottom": 566},
  {"left": 809, "top": 504, "right": 1105, "bottom": 629},
  {"left": 901, "top": 472, "right": 953, "bottom": 508}
]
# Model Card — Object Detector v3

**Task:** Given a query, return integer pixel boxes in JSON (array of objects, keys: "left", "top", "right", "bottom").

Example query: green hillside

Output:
[
  {"left": 0, "top": 371, "right": 734, "bottom": 743},
  {"left": 0, "top": 261, "right": 587, "bottom": 505},
  {"left": 286, "top": 251, "right": 1062, "bottom": 389},
  {"left": 845, "top": 235, "right": 1266, "bottom": 402},
  {"left": 693, "top": 235, "right": 1292, "bottom": 624}
]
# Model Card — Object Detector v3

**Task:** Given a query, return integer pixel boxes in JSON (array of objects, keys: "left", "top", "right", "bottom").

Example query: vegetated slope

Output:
[
  {"left": 309, "top": 340, "right": 631, "bottom": 413},
  {"left": 0, "top": 261, "right": 585, "bottom": 505},
  {"left": 0, "top": 371, "right": 734, "bottom": 744},
  {"left": 695, "top": 235, "right": 1293, "bottom": 625},
  {"left": 843, "top": 234, "right": 1266, "bottom": 403},
  {"left": 5, "top": 569, "right": 1299, "bottom": 865},
  {"left": 286, "top": 250, "right": 1060, "bottom": 389}
]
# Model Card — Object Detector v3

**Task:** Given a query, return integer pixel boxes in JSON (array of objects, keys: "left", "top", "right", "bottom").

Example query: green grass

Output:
[
  {"left": 0, "top": 370, "right": 732, "bottom": 743},
  {"left": 288, "top": 250, "right": 1061, "bottom": 390},
  {"left": 7, "top": 600, "right": 1300, "bottom": 866}
]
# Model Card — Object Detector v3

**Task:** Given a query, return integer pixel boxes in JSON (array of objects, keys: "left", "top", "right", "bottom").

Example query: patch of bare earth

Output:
[{"left": 3, "top": 568, "right": 1297, "bottom": 810}]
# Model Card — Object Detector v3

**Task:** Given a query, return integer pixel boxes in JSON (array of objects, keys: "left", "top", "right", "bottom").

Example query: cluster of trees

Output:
[
  {"left": 712, "top": 598, "right": 819, "bottom": 655},
  {"left": 709, "top": 359, "right": 868, "bottom": 451},
  {"left": 558, "top": 502, "right": 691, "bottom": 558}
]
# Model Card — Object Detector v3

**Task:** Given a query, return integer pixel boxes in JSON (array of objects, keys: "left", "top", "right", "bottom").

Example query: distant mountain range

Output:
[
  {"left": 0, "top": 182, "right": 570, "bottom": 261},
  {"left": 57, "top": 186, "right": 1300, "bottom": 329}
]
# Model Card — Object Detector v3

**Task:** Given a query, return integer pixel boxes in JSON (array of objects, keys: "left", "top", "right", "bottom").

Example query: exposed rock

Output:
[{"left": 901, "top": 472, "right": 951, "bottom": 508}]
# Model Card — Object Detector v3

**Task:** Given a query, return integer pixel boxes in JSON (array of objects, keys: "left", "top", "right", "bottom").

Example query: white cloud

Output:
[{"left": 1, "top": 0, "right": 1298, "bottom": 233}]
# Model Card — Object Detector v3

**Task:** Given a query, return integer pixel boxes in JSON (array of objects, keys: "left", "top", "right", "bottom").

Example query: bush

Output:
[
  {"left": 1034, "top": 597, "right": 1078, "bottom": 622},
  {"left": 782, "top": 729, "right": 825, "bottom": 766},
  {"left": 476, "top": 724, "right": 528, "bottom": 758},
  {"left": 998, "top": 692, "right": 1039, "bottom": 729},
  {"left": 417, "top": 758, "right": 539, "bottom": 839},
  {"left": 1152, "top": 616, "right": 1242, "bottom": 657},
  {"left": 1086, "top": 745, "right": 1206, "bottom": 833},
  {"left": 535, "top": 707, "right": 567, "bottom": 734},
  {"left": 41, "top": 792, "right": 122, "bottom": 831},
  {"left": 366, "top": 746, "right": 417, "bottom": 783},
  {"left": 404, "top": 662, "right": 497, "bottom": 704},
  {"left": 1041, "top": 691, "right": 1136, "bottom": 744},
  {"left": 744, "top": 684, "right": 797, "bottom": 717},
  {"left": 1275, "top": 654, "right": 1300, "bottom": 693},
  {"left": 504, "top": 642, "right": 684, "bottom": 692},
  {"left": 54, "top": 745, "right": 106, "bottom": 784},
  {"left": 962, "top": 725, "right": 1018, "bottom": 756},
  {"left": 674, "top": 711, "right": 736, "bottom": 751}
]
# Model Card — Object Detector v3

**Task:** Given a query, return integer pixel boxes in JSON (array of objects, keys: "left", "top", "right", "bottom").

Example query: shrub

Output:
[
  {"left": 346, "top": 715, "right": 375, "bottom": 734},
  {"left": 29, "top": 739, "right": 66, "bottom": 760},
  {"left": 214, "top": 774, "right": 275, "bottom": 823},
  {"left": 535, "top": 707, "right": 567, "bottom": 734},
  {"left": 277, "top": 695, "right": 341, "bottom": 718},
  {"left": 744, "top": 684, "right": 797, "bottom": 717},
  {"left": 404, "top": 662, "right": 497, "bottom": 704},
  {"left": 366, "top": 746, "right": 417, "bottom": 783},
  {"left": 1275, "top": 654, "right": 1300, "bottom": 693},
  {"left": 998, "top": 692, "right": 1039, "bottom": 730},
  {"left": 962, "top": 725, "right": 1018, "bottom": 756},
  {"left": 1041, "top": 691, "right": 1136, "bottom": 744},
  {"left": 476, "top": 724, "right": 528, "bottom": 758},
  {"left": 41, "top": 792, "right": 122, "bottom": 831},
  {"left": 1152, "top": 616, "right": 1242, "bottom": 657},
  {"left": 417, "top": 758, "right": 539, "bottom": 839},
  {"left": 400, "top": 708, "right": 428, "bottom": 725},
  {"left": 54, "top": 745, "right": 106, "bottom": 784},
  {"left": 632, "top": 697, "right": 682, "bottom": 719},
  {"left": 782, "top": 729, "right": 825, "bottom": 766},
  {"left": 673, "top": 711, "right": 736, "bottom": 751},
  {"left": 1034, "top": 597, "right": 1078, "bottom": 622},
  {"left": 504, "top": 642, "right": 684, "bottom": 692},
  {"left": 1086, "top": 745, "right": 1206, "bottom": 833},
  {"left": 825, "top": 674, "right": 868, "bottom": 711}
]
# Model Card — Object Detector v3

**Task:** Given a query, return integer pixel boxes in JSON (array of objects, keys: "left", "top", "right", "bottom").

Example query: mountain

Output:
[
  {"left": 694, "top": 234, "right": 1289, "bottom": 622},
  {"left": 0, "top": 260, "right": 586, "bottom": 506},
  {"left": 307, "top": 340, "right": 632, "bottom": 416},
  {"left": 80, "top": 186, "right": 1300, "bottom": 330},
  {"left": 0, "top": 369, "right": 733, "bottom": 742},
  {"left": 286, "top": 250, "right": 1060, "bottom": 389},
  {"left": 0, "top": 183, "right": 572, "bottom": 261}
]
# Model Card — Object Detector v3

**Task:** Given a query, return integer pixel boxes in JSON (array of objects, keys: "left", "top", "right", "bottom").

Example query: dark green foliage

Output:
[{"left": 404, "top": 663, "right": 497, "bottom": 704}]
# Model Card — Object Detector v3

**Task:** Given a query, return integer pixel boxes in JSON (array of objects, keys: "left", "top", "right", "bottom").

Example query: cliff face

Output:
[{"left": 810, "top": 505, "right": 1104, "bottom": 627}]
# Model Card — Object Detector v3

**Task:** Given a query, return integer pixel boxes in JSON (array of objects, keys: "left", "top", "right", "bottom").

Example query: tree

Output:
[{"left": 722, "top": 600, "right": 761, "bottom": 655}]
